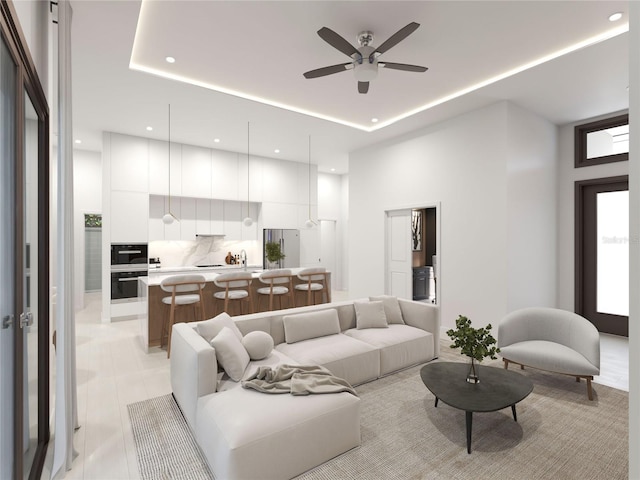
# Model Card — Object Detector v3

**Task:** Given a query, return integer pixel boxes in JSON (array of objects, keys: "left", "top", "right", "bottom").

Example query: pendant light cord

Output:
[
  {"left": 247, "top": 121, "right": 250, "bottom": 216},
  {"left": 308, "top": 134, "right": 312, "bottom": 219},
  {"left": 168, "top": 103, "right": 171, "bottom": 212}
]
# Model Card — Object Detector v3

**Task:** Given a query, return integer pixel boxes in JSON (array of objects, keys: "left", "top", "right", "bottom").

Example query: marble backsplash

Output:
[{"left": 149, "top": 236, "right": 261, "bottom": 268}]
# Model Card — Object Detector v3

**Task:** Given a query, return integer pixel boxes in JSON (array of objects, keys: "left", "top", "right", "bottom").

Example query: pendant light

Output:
[
  {"left": 242, "top": 121, "right": 254, "bottom": 227},
  {"left": 162, "top": 103, "right": 179, "bottom": 224},
  {"left": 305, "top": 134, "right": 317, "bottom": 228}
]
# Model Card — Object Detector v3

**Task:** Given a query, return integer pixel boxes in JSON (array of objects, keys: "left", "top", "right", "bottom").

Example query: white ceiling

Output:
[{"left": 70, "top": 0, "right": 630, "bottom": 174}]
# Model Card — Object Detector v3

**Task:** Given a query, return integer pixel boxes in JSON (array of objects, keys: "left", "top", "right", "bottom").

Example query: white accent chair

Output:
[
  {"left": 498, "top": 307, "right": 600, "bottom": 400},
  {"left": 294, "top": 267, "right": 330, "bottom": 306},
  {"left": 213, "top": 271, "right": 254, "bottom": 315},
  {"left": 160, "top": 274, "right": 206, "bottom": 357},
  {"left": 256, "top": 269, "right": 294, "bottom": 311}
]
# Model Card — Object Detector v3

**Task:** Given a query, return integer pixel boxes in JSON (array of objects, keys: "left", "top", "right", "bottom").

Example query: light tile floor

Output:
[{"left": 41, "top": 292, "right": 629, "bottom": 479}]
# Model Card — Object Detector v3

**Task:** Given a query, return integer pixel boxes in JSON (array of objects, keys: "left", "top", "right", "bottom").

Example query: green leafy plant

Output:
[
  {"left": 265, "top": 242, "right": 286, "bottom": 264},
  {"left": 446, "top": 315, "right": 500, "bottom": 362}
]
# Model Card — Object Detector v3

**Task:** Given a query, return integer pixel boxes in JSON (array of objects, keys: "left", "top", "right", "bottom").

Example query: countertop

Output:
[{"left": 139, "top": 266, "right": 326, "bottom": 287}]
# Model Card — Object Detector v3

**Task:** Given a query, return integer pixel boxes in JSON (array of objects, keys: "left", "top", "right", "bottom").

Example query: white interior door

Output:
[{"left": 385, "top": 209, "right": 412, "bottom": 299}]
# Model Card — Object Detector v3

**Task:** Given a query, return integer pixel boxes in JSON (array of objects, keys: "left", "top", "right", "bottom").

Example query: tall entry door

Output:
[{"left": 576, "top": 176, "right": 629, "bottom": 336}]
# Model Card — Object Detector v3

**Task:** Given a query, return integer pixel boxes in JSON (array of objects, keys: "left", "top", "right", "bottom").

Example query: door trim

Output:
[{"left": 575, "top": 175, "right": 629, "bottom": 336}]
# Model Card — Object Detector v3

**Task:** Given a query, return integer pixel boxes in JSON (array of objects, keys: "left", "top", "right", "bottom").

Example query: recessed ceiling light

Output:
[
  {"left": 214, "top": 138, "right": 220, "bottom": 143},
  {"left": 146, "top": 126, "right": 153, "bottom": 131},
  {"left": 371, "top": 118, "right": 379, "bottom": 123},
  {"left": 274, "top": 149, "right": 280, "bottom": 153},
  {"left": 609, "top": 12, "right": 623, "bottom": 22},
  {"left": 74, "top": 139, "right": 81, "bottom": 144},
  {"left": 165, "top": 56, "right": 176, "bottom": 64},
  {"left": 330, "top": 168, "right": 336, "bottom": 172}
]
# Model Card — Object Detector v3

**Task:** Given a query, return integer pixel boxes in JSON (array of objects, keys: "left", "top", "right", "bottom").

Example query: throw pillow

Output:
[
  {"left": 355, "top": 300, "right": 389, "bottom": 330},
  {"left": 196, "top": 312, "right": 243, "bottom": 342},
  {"left": 210, "top": 327, "right": 250, "bottom": 381},
  {"left": 369, "top": 295, "right": 405, "bottom": 324},
  {"left": 283, "top": 309, "right": 341, "bottom": 344},
  {"left": 242, "top": 331, "right": 274, "bottom": 360}
]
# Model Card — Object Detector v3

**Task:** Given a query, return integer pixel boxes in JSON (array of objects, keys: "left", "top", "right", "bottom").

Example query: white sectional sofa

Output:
[{"left": 170, "top": 296, "right": 440, "bottom": 480}]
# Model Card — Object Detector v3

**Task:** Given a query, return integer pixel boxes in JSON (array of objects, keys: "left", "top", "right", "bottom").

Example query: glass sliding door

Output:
[{"left": 0, "top": 33, "right": 17, "bottom": 480}]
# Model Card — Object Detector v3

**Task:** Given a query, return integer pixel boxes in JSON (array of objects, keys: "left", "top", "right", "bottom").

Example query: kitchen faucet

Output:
[{"left": 240, "top": 249, "right": 247, "bottom": 270}]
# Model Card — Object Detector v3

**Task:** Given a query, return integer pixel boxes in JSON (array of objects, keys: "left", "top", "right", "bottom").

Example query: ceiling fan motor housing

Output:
[{"left": 353, "top": 45, "right": 377, "bottom": 81}]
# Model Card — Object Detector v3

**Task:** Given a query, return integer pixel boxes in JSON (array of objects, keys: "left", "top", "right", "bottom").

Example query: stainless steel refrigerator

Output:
[{"left": 263, "top": 229, "right": 300, "bottom": 269}]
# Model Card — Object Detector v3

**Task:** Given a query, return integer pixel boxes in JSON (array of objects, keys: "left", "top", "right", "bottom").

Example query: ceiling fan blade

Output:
[
  {"left": 374, "top": 22, "right": 420, "bottom": 55},
  {"left": 358, "top": 81, "right": 369, "bottom": 94},
  {"left": 380, "top": 62, "right": 428, "bottom": 73},
  {"left": 303, "top": 63, "right": 352, "bottom": 79},
  {"left": 317, "top": 27, "right": 360, "bottom": 58}
]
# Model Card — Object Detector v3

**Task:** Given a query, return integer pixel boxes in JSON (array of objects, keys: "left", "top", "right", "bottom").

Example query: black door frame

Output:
[
  {"left": 0, "top": 1, "right": 50, "bottom": 478},
  {"left": 575, "top": 175, "right": 629, "bottom": 336}
]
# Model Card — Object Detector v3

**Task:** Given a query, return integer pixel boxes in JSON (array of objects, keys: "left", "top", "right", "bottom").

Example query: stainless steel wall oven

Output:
[{"left": 110, "top": 244, "right": 148, "bottom": 303}]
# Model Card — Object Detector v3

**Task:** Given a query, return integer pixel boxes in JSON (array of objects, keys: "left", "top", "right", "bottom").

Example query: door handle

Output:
[
  {"left": 118, "top": 277, "right": 139, "bottom": 282},
  {"left": 19, "top": 312, "right": 33, "bottom": 328}
]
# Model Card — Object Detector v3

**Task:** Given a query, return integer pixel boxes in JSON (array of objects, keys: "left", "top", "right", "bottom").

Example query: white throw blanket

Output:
[{"left": 242, "top": 364, "right": 358, "bottom": 397}]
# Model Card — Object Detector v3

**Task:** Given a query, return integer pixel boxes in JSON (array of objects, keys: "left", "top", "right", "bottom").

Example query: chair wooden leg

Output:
[
  {"left": 167, "top": 303, "right": 176, "bottom": 358},
  {"left": 586, "top": 377, "right": 594, "bottom": 400}
]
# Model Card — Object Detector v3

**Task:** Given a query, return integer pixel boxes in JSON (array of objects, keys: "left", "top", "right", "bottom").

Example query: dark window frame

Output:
[{"left": 574, "top": 114, "right": 629, "bottom": 168}]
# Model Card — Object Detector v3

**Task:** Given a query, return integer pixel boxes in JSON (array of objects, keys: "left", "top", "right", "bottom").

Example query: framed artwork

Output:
[{"left": 412, "top": 210, "right": 422, "bottom": 251}]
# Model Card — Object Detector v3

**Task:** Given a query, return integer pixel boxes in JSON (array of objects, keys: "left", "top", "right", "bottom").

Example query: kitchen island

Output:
[{"left": 138, "top": 266, "right": 331, "bottom": 351}]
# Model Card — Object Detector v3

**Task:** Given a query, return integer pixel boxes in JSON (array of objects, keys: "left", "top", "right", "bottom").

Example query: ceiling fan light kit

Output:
[{"left": 303, "top": 22, "right": 428, "bottom": 94}]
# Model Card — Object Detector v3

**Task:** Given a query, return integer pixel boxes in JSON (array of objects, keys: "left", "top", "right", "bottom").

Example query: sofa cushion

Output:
[
  {"left": 210, "top": 327, "right": 250, "bottom": 382},
  {"left": 197, "top": 312, "right": 243, "bottom": 342},
  {"left": 276, "top": 333, "right": 380, "bottom": 386},
  {"left": 283, "top": 309, "right": 341, "bottom": 344},
  {"left": 242, "top": 331, "right": 274, "bottom": 361},
  {"left": 369, "top": 295, "right": 405, "bottom": 325},
  {"left": 500, "top": 340, "right": 600, "bottom": 377},
  {"left": 195, "top": 386, "right": 360, "bottom": 480},
  {"left": 354, "top": 300, "right": 389, "bottom": 330},
  {"left": 345, "top": 325, "right": 434, "bottom": 376}
]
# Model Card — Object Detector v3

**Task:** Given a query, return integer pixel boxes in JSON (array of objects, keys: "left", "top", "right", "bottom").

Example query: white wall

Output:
[
  {"left": 318, "top": 172, "right": 347, "bottom": 289},
  {"left": 555, "top": 110, "right": 629, "bottom": 311},
  {"left": 73, "top": 149, "right": 102, "bottom": 310},
  {"left": 349, "top": 101, "right": 557, "bottom": 331},
  {"left": 506, "top": 103, "right": 558, "bottom": 311}
]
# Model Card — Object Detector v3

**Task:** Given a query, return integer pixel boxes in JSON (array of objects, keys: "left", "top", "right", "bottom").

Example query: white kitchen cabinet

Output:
[
  {"left": 241, "top": 202, "right": 260, "bottom": 241},
  {"left": 195, "top": 198, "right": 211, "bottom": 235},
  {"left": 110, "top": 133, "right": 149, "bottom": 193},
  {"left": 149, "top": 139, "right": 182, "bottom": 196},
  {"left": 261, "top": 202, "right": 298, "bottom": 229},
  {"left": 180, "top": 197, "right": 197, "bottom": 240},
  {"left": 223, "top": 200, "right": 242, "bottom": 239},
  {"left": 297, "top": 162, "right": 317, "bottom": 207},
  {"left": 111, "top": 191, "right": 149, "bottom": 243},
  {"left": 262, "top": 158, "right": 298, "bottom": 204},
  {"left": 238, "top": 154, "right": 264, "bottom": 202},
  {"left": 182, "top": 145, "right": 212, "bottom": 199},
  {"left": 149, "top": 195, "right": 166, "bottom": 241},
  {"left": 210, "top": 199, "right": 224, "bottom": 235},
  {"left": 212, "top": 150, "right": 240, "bottom": 200},
  {"left": 299, "top": 226, "right": 321, "bottom": 267}
]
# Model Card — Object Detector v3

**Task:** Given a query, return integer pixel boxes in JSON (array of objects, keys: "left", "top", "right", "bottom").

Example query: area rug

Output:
[
  {"left": 127, "top": 394, "right": 213, "bottom": 480},
  {"left": 128, "top": 342, "right": 628, "bottom": 480}
]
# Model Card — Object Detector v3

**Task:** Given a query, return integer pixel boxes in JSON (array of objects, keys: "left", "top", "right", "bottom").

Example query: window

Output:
[{"left": 574, "top": 114, "right": 628, "bottom": 168}]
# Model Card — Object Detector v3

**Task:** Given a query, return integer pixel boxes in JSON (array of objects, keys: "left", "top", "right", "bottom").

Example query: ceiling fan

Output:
[{"left": 303, "top": 22, "right": 428, "bottom": 94}]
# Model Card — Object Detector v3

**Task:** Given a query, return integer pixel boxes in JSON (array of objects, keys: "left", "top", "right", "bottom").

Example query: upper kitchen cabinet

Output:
[
  {"left": 297, "top": 162, "right": 318, "bottom": 207},
  {"left": 149, "top": 139, "right": 182, "bottom": 197},
  {"left": 182, "top": 145, "right": 212, "bottom": 198},
  {"left": 238, "top": 154, "right": 263, "bottom": 202},
  {"left": 111, "top": 191, "right": 149, "bottom": 243},
  {"left": 109, "top": 133, "right": 149, "bottom": 192},
  {"left": 212, "top": 150, "right": 240, "bottom": 200},
  {"left": 262, "top": 158, "right": 298, "bottom": 204}
]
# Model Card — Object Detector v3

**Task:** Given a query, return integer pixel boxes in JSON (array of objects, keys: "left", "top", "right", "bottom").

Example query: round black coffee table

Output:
[{"left": 420, "top": 362, "right": 533, "bottom": 453}]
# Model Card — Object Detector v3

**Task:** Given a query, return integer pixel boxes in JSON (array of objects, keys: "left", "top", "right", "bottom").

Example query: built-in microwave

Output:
[{"left": 110, "top": 243, "right": 148, "bottom": 266}]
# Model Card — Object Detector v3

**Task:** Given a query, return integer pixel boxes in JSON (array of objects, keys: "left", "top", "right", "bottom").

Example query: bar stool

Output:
[
  {"left": 256, "top": 269, "right": 294, "bottom": 311},
  {"left": 213, "top": 271, "right": 254, "bottom": 315},
  {"left": 294, "top": 267, "right": 330, "bottom": 306},
  {"left": 160, "top": 274, "right": 207, "bottom": 357}
]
